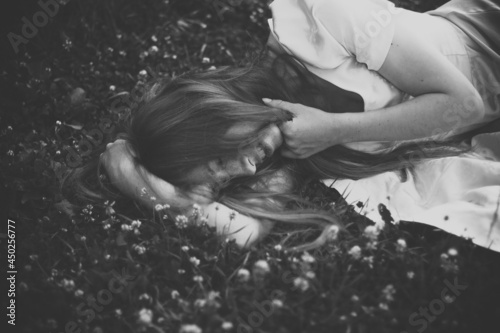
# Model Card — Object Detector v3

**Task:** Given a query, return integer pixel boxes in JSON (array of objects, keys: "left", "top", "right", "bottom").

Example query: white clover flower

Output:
[
  {"left": 351, "top": 295, "right": 359, "bottom": 302},
  {"left": 179, "top": 324, "right": 202, "bottom": 333},
  {"left": 305, "top": 271, "right": 316, "bottom": 279},
  {"left": 139, "top": 293, "right": 152, "bottom": 302},
  {"left": 133, "top": 244, "right": 146, "bottom": 255},
  {"left": 194, "top": 299, "right": 207, "bottom": 308},
  {"left": 271, "top": 299, "right": 283, "bottom": 308},
  {"left": 149, "top": 45, "right": 159, "bottom": 54},
  {"left": 448, "top": 248, "right": 458, "bottom": 256},
  {"left": 193, "top": 275, "right": 203, "bottom": 283},
  {"left": 149, "top": 196, "right": 157, "bottom": 201},
  {"left": 190, "top": 257, "right": 200, "bottom": 266},
  {"left": 348, "top": 245, "right": 362, "bottom": 260},
  {"left": 325, "top": 225, "right": 340, "bottom": 241},
  {"left": 109, "top": 85, "right": 116, "bottom": 91},
  {"left": 163, "top": 203, "right": 171, "bottom": 209},
  {"left": 181, "top": 246, "right": 189, "bottom": 252},
  {"left": 221, "top": 321, "right": 233, "bottom": 330},
  {"left": 178, "top": 269, "right": 186, "bottom": 274},
  {"left": 121, "top": 224, "right": 132, "bottom": 231},
  {"left": 382, "top": 284, "right": 396, "bottom": 302},
  {"left": 115, "top": 308, "right": 123, "bottom": 316},
  {"left": 363, "top": 225, "right": 380, "bottom": 240},
  {"left": 301, "top": 252, "right": 316, "bottom": 263},
  {"left": 199, "top": 216, "right": 209, "bottom": 225},
  {"left": 137, "top": 308, "right": 153, "bottom": 324},
  {"left": 202, "top": 57, "right": 210, "bottom": 64},
  {"left": 74, "top": 289, "right": 84, "bottom": 297},
  {"left": 131, "top": 220, "right": 142, "bottom": 229},
  {"left": 396, "top": 238, "right": 407, "bottom": 252},
  {"left": 274, "top": 244, "right": 282, "bottom": 251},
  {"left": 293, "top": 277, "right": 310, "bottom": 292},
  {"left": 407, "top": 271, "right": 415, "bottom": 279},
  {"left": 175, "top": 215, "right": 189, "bottom": 229},
  {"left": 171, "top": 290, "right": 180, "bottom": 299},
  {"left": 155, "top": 204, "right": 164, "bottom": 211},
  {"left": 362, "top": 256, "right": 374, "bottom": 268},
  {"left": 378, "top": 303, "right": 389, "bottom": 311},
  {"left": 237, "top": 268, "right": 250, "bottom": 282},
  {"left": 253, "top": 260, "right": 270, "bottom": 276},
  {"left": 61, "top": 279, "right": 75, "bottom": 291}
]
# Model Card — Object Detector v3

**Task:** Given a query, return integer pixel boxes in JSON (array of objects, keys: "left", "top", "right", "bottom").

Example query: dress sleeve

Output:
[{"left": 269, "top": 0, "right": 399, "bottom": 71}]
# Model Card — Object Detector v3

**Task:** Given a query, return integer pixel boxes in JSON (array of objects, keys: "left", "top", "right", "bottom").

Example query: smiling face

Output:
[{"left": 184, "top": 122, "right": 283, "bottom": 188}]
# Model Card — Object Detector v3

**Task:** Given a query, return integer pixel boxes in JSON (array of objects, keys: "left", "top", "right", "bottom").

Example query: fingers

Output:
[{"left": 262, "top": 98, "right": 296, "bottom": 111}]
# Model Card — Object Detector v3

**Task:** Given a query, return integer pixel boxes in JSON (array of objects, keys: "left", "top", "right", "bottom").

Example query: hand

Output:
[
  {"left": 100, "top": 139, "right": 196, "bottom": 208},
  {"left": 263, "top": 99, "right": 342, "bottom": 158}
]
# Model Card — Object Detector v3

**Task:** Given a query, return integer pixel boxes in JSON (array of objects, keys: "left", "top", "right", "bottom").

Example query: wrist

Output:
[{"left": 329, "top": 112, "right": 359, "bottom": 145}]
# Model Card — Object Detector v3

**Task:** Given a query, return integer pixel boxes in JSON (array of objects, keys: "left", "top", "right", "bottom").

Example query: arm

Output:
[
  {"left": 337, "top": 13, "right": 484, "bottom": 143},
  {"left": 264, "top": 8, "right": 484, "bottom": 158},
  {"left": 101, "top": 140, "right": 268, "bottom": 247}
]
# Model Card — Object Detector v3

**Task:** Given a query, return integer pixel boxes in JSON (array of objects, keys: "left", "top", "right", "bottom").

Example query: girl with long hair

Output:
[{"left": 73, "top": 0, "right": 500, "bottom": 251}]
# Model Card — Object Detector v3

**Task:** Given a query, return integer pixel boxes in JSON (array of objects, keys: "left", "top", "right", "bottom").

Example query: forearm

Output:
[{"left": 336, "top": 92, "right": 484, "bottom": 144}]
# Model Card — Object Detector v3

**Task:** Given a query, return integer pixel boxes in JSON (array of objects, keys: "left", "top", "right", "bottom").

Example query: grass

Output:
[{"left": 1, "top": 0, "right": 500, "bottom": 332}]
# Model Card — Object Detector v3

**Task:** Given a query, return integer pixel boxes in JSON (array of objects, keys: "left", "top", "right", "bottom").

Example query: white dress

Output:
[{"left": 268, "top": 0, "right": 500, "bottom": 251}]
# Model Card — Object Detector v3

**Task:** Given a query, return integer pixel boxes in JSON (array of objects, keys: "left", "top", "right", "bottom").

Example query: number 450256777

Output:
[{"left": 7, "top": 219, "right": 15, "bottom": 271}]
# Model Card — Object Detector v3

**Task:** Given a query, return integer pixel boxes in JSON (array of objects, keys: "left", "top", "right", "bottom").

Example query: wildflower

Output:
[
  {"left": 301, "top": 252, "right": 316, "bottom": 263},
  {"left": 6, "top": 150, "right": 14, "bottom": 156},
  {"left": 202, "top": 57, "right": 210, "bottom": 64},
  {"left": 55, "top": 121, "right": 61, "bottom": 126},
  {"left": 137, "top": 308, "right": 153, "bottom": 324},
  {"left": 104, "top": 254, "right": 111, "bottom": 260},
  {"left": 396, "top": 238, "right": 407, "bottom": 252},
  {"left": 178, "top": 269, "right": 186, "bottom": 274},
  {"left": 407, "top": 271, "right": 415, "bottom": 279},
  {"left": 272, "top": 299, "right": 283, "bottom": 308},
  {"left": 138, "top": 70, "right": 148, "bottom": 79},
  {"left": 325, "top": 224, "right": 340, "bottom": 241},
  {"left": 121, "top": 224, "right": 132, "bottom": 231},
  {"left": 150, "top": 196, "right": 156, "bottom": 201},
  {"left": 348, "top": 245, "right": 362, "bottom": 259},
  {"left": 171, "top": 290, "right": 180, "bottom": 299},
  {"left": 206, "top": 291, "right": 221, "bottom": 309},
  {"left": 351, "top": 295, "right": 359, "bottom": 302},
  {"left": 362, "top": 256, "right": 374, "bottom": 268},
  {"left": 237, "top": 268, "right": 250, "bottom": 282},
  {"left": 115, "top": 308, "right": 123, "bottom": 316},
  {"left": 74, "top": 289, "right": 84, "bottom": 297},
  {"left": 163, "top": 203, "right": 171, "bottom": 209},
  {"left": 179, "top": 324, "right": 202, "bottom": 333},
  {"left": 293, "top": 277, "right": 310, "bottom": 292},
  {"left": 448, "top": 247, "right": 458, "bottom": 256},
  {"left": 131, "top": 220, "right": 142, "bottom": 229},
  {"left": 149, "top": 45, "right": 159, "bottom": 54},
  {"left": 61, "top": 278, "right": 75, "bottom": 292},
  {"left": 379, "top": 302, "right": 389, "bottom": 311},
  {"left": 221, "top": 321, "right": 233, "bottom": 330},
  {"left": 253, "top": 260, "right": 271, "bottom": 277},
  {"left": 175, "top": 215, "right": 189, "bottom": 229},
  {"left": 366, "top": 241, "right": 378, "bottom": 250},
  {"left": 133, "top": 244, "right": 146, "bottom": 255},
  {"left": 274, "top": 244, "right": 282, "bottom": 251},
  {"left": 155, "top": 204, "right": 164, "bottom": 211},
  {"left": 190, "top": 257, "right": 200, "bottom": 266},
  {"left": 305, "top": 271, "right": 316, "bottom": 279},
  {"left": 103, "top": 223, "right": 111, "bottom": 230},
  {"left": 139, "top": 293, "right": 152, "bottom": 302},
  {"left": 199, "top": 216, "right": 209, "bottom": 225},
  {"left": 193, "top": 275, "right": 203, "bottom": 283},
  {"left": 109, "top": 85, "right": 116, "bottom": 91},
  {"left": 181, "top": 246, "right": 189, "bottom": 252},
  {"left": 440, "top": 253, "right": 449, "bottom": 261},
  {"left": 80, "top": 236, "right": 86, "bottom": 242},
  {"left": 381, "top": 284, "right": 396, "bottom": 302},
  {"left": 194, "top": 299, "right": 207, "bottom": 308},
  {"left": 363, "top": 225, "right": 380, "bottom": 240},
  {"left": 151, "top": 35, "right": 158, "bottom": 42}
]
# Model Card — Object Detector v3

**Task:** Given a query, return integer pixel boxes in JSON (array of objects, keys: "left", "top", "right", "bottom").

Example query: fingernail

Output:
[{"left": 262, "top": 98, "right": 272, "bottom": 103}]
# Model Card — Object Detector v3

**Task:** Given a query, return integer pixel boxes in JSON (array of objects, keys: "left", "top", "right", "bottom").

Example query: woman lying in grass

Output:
[{"left": 82, "top": 0, "right": 500, "bottom": 251}]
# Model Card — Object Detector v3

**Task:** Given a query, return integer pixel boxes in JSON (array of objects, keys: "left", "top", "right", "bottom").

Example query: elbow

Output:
[{"left": 455, "top": 88, "right": 485, "bottom": 124}]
